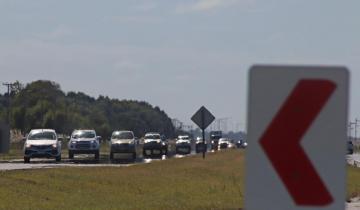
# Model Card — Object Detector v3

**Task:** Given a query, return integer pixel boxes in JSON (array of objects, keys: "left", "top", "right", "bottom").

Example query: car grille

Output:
[
  {"left": 31, "top": 145, "right": 52, "bottom": 150},
  {"left": 112, "top": 143, "right": 129, "bottom": 149},
  {"left": 75, "top": 142, "right": 91, "bottom": 149}
]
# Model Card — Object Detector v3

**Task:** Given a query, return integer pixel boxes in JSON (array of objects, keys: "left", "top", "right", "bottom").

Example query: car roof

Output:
[
  {"left": 73, "top": 129, "right": 95, "bottom": 133},
  {"left": 112, "top": 130, "right": 133, "bottom": 133},
  {"left": 145, "top": 132, "right": 160, "bottom": 136},
  {"left": 30, "top": 129, "right": 56, "bottom": 133}
]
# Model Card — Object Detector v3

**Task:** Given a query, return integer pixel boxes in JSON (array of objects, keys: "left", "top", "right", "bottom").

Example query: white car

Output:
[
  {"left": 195, "top": 137, "right": 206, "bottom": 153},
  {"left": 23, "top": 129, "right": 61, "bottom": 163},
  {"left": 218, "top": 138, "right": 230, "bottom": 149},
  {"left": 110, "top": 130, "right": 136, "bottom": 160},
  {"left": 176, "top": 135, "right": 191, "bottom": 154},
  {"left": 68, "top": 130, "right": 100, "bottom": 160},
  {"left": 143, "top": 132, "right": 164, "bottom": 157}
]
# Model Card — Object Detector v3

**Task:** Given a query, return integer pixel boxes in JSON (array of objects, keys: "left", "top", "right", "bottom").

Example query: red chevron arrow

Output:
[{"left": 260, "top": 79, "right": 336, "bottom": 206}]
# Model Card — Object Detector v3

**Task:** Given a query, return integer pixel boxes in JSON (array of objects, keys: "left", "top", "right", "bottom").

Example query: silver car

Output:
[
  {"left": 23, "top": 129, "right": 61, "bottom": 163},
  {"left": 68, "top": 130, "right": 100, "bottom": 160},
  {"left": 110, "top": 131, "right": 136, "bottom": 160}
]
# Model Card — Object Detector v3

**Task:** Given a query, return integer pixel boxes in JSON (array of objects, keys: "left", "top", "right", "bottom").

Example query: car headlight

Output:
[
  {"left": 52, "top": 144, "right": 57, "bottom": 149},
  {"left": 25, "top": 143, "right": 31, "bottom": 148}
]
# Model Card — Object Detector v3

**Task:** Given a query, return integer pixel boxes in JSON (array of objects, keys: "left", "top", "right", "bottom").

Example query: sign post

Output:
[
  {"left": 191, "top": 106, "right": 215, "bottom": 159},
  {"left": 246, "top": 65, "right": 349, "bottom": 210}
]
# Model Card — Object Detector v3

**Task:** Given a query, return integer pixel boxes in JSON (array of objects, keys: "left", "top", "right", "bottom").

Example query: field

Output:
[
  {"left": 0, "top": 149, "right": 359, "bottom": 210},
  {"left": 0, "top": 149, "right": 244, "bottom": 210}
]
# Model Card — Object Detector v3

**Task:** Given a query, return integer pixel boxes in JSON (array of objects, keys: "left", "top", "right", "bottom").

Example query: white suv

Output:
[
  {"left": 68, "top": 130, "right": 100, "bottom": 160},
  {"left": 23, "top": 129, "right": 61, "bottom": 163}
]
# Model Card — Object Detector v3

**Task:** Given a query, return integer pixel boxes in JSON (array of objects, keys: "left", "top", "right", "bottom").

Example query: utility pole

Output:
[
  {"left": 348, "top": 122, "right": 352, "bottom": 140},
  {"left": 355, "top": 118, "right": 360, "bottom": 141},
  {"left": 349, "top": 121, "right": 356, "bottom": 141},
  {"left": 2, "top": 82, "right": 14, "bottom": 125}
]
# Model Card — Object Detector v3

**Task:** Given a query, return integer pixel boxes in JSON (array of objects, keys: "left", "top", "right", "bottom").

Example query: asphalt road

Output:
[{"left": 0, "top": 150, "right": 207, "bottom": 171}]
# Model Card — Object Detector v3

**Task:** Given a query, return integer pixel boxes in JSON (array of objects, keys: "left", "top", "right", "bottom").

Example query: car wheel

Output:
[
  {"left": 55, "top": 155, "right": 61, "bottom": 162},
  {"left": 24, "top": 157, "right": 30, "bottom": 163},
  {"left": 95, "top": 151, "right": 100, "bottom": 160},
  {"left": 69, "top": 151, "right": 74, "bottom": 159}
]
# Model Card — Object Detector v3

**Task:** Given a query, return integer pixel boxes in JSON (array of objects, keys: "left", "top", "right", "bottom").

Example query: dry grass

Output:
[{"left": 0, "top": 149, "right": 245, "bottom": 210}]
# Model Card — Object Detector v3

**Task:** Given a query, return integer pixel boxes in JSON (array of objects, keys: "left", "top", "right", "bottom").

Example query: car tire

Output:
[
  {"left": 24, "top": 157, "right": 30, "bottom": 163},
  {"left": 55, "top": 155, "right": 61, "bottom": 162},
  {"left": 95, "top": 151, "right": 100, "bottom": 160},
  {"left": 69, "top": 151, "right": 74, "bottom": 159}
]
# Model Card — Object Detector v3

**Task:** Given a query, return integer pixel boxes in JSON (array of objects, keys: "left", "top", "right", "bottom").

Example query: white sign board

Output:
[{"left": 246, "top": 65, "right": 348, "bottom": 210}]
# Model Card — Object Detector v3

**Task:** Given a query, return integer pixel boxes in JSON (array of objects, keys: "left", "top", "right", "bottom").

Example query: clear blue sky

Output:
[{"left": 0, "top": 0, "right": 359, "bottom": 132}]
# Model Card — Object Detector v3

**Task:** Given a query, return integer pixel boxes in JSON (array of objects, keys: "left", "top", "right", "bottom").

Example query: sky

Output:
[{"left": 0, "top": 0, "right": 359, "bottom": 132}]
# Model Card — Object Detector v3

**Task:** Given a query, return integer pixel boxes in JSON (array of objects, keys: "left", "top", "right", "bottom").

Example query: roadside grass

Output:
[
  {"left": 347, "top": 165, "right": 360, "bottom": 201},
  {"left": 0, "top": 149, "right": 359, "bottom": 210},
  {"left": 0, "top": 149, "right": 245, "bottom": 210}
]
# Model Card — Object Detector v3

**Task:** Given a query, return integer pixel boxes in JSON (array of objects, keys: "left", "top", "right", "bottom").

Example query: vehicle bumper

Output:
[
  {"left": 24, "top": 148, "right": 60, "bottom": 158},
  {"left": 176, "top": 143, "right": 191, "bottom": 154},
  {"left": 111, "top": 143, "right": 136, "bottom": 153},
  {"left": 143, "top": 142, "right": 162, "bottom": 150},
  {"left": 195, "top": 143, "right": 207, "bottom": 152},
  {"left": 69, "top": 149, "right": 99, "bottom": 154}
]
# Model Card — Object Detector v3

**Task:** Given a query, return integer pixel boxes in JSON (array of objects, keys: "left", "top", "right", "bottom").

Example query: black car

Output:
[
  {"left": 348, "top": 141, "right": 354, "bottom": 155},
  {"left": 210, "top": 131, "right": 222, "bottom": 151},
  {"left": 236, "top": 139, "right": 248, "bottom": 148}
]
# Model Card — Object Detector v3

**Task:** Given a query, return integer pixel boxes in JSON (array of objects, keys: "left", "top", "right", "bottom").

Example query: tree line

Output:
[{"left": 0, "top": 80, "right": 176, "bottom": 139}]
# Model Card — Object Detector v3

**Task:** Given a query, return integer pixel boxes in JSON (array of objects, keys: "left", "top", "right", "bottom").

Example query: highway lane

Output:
[{"left": 0, "top": 148, "right": 211, "bottom": 171}]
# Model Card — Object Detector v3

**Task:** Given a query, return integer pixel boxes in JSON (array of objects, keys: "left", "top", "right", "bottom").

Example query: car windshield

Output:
[
  {"left": 145, "top": 134, "right": 160, "bottom": 139},
  {"left": 179, "top": 136, "right": 189, "bottom": 140},
  {"left": 28, "top": 131, "right": 56, "bottom": 140},
  {"left": 112, "top": 132, "right": 134, "bottom": 139},
  {"left": 72, "top": 131, "right": 95, "bottom": 139}
]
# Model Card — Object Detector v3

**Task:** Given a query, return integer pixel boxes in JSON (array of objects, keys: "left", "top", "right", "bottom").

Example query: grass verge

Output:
[
  {"left": 0, "top": 149, "right": 359, "bottom": 210},
  {"left": 0, "top": 150, "right": 245, "bottom": 210}
]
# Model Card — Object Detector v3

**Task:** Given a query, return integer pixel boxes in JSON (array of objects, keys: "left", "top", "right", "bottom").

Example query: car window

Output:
[
  {"left": 72, "top": 131, "right": 95, "bottom": 139},
  {"left": 112, "top": 132, "right": 134, "bottom": 139},
  {"left": 28, "top": 132, "right": 56, "bottom": 140},
  {"left": 145, "top": 134, "right": 160, "bottom": 139}
]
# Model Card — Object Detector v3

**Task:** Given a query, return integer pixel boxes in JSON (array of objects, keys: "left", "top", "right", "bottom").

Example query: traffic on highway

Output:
[{"left": 21, "top": 128, "right": 248, "bottom": 164}]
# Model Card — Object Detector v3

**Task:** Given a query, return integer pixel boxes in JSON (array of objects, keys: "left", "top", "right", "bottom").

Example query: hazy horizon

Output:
[{"left": 1, "top": 0, "right": 359, "bottom": 132}]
